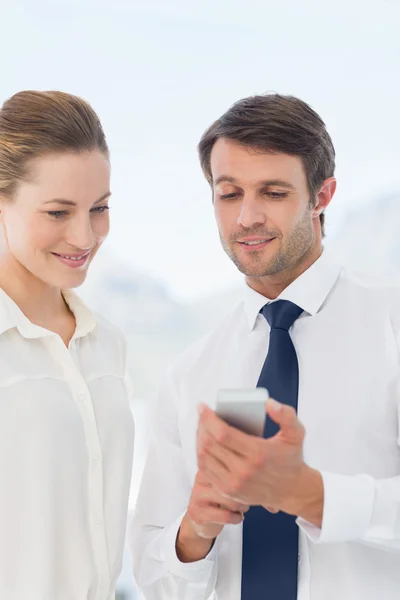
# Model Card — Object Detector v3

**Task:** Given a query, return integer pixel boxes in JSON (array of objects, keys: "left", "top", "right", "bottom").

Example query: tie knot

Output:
[{"left": 261, "top": 300, "right": 303, "bottom": 331}]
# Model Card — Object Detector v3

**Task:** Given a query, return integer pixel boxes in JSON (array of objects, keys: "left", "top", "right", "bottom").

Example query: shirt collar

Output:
[
  {"left": 62, "top": 289, "right": 97, "bottom": 340},
  {"left": 0, "top": 287, "right": 97, "bottom": 340},
  {"left": 244, "top": 249, "right": 342, "bottom": 331}
]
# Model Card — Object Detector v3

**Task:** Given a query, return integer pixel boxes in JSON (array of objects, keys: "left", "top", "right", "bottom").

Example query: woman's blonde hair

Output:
[{"left": 0, "top": 90, "right": 109, "bottom": 199}]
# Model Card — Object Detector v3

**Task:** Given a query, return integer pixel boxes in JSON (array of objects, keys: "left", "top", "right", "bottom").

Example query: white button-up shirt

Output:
[
  {"left": 130, "top": 251, "right": 400, "bottom": 600},
  {"left": 0, "top": 288, "right": 135, "bottom": 600}
]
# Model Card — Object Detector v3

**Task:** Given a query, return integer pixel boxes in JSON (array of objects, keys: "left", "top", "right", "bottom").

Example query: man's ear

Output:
[{"left": 313, "top": 177, "right": 336, "bottom": 217}]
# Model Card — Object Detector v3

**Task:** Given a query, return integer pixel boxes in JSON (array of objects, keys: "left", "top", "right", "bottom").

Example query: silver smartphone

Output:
[{"left": 215, "top": 388, "right": 269, "bottom": 437}]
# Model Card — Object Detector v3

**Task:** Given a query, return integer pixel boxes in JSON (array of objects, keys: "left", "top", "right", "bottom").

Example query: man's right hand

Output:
[{"left": 176, "top": 471, "right": 249, "bottom": 563}]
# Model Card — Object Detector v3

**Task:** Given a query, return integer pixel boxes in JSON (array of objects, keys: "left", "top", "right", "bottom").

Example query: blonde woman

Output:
[{"left": 0, "top": 91, "right": 134, "bottom": 600}]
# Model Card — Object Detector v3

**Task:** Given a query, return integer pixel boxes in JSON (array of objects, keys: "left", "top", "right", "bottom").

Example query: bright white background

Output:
[
  {"left": 2, "top": 1, "right": 400, "bottom": 597},
  {"left": 2, "top": 0, "right": 400, "bottom": 302}
]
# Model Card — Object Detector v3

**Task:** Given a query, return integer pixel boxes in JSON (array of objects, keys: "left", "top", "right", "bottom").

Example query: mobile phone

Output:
[{"left": 215, "top": 388, "right": 269, "bottom": 437}]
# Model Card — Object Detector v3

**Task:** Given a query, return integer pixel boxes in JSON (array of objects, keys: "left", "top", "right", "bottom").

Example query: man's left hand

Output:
[{"left": 197, "top": 398, "right": 324, "bottom": 526}]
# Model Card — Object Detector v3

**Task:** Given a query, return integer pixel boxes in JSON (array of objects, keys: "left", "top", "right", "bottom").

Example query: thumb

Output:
[{"left": 266, "top": 398, "right": 304, "bottom": 444}]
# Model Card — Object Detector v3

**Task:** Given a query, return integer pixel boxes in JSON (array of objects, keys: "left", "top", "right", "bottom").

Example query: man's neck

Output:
[{"left": 245, "top": 244, "right": 323, "bottom": 300}]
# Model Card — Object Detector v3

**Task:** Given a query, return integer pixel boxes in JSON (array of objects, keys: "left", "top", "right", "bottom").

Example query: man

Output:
[{"left": 130, "top": 94, "right": 400, "bottom": 600}]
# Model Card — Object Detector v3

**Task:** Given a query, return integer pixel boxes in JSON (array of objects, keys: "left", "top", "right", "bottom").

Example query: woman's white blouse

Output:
[{"left": 0, "top": 288, "right": 135, "bottom": 600}]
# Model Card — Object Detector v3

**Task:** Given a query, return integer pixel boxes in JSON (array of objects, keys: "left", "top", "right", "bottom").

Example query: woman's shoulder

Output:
[
  {"left": 84, "top": 313, "right": 130, "bottom": 375},
  {"left": 93, "top": 313, "right": 128, "bottom": 349}
]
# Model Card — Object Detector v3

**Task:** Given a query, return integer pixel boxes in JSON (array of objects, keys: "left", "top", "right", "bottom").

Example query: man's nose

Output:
[{"left": 237, "top": 194, "right": 267, "bottom": 229}]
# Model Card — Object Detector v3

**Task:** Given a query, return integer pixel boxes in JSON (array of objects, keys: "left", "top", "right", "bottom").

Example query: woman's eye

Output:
[
  {"left": 91, "top": 206, "right": 110, "bottom": 214},
  {"left": 46, "top": 205, "right": 110, "bottom": 219},
  {"left": 47, "top": 210, "right": 68, "bottom": 219}
]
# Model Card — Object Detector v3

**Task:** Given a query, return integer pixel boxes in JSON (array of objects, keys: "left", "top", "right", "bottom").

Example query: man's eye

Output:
[
  {"left": 219, "top": 193, "right": 239, "bottom": 200},
  {"left": 266, "top": 192, "right": 288, "bottom": 200}
]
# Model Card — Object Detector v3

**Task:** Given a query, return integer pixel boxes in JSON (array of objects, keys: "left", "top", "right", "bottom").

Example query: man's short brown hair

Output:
[{"left": 198, "top": 93, "right": 336, "bottom": 236}]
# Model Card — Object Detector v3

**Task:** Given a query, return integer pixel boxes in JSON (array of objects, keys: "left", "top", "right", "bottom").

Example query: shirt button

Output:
[
  {"left": 79, "top": 392, "right": 87, "bottom": 401},
  {"left": 94, "top": 515, "right": 103, "bottom": 525},
  {"left": 92, "top": 453, "right": 101, "bottom": 461}
]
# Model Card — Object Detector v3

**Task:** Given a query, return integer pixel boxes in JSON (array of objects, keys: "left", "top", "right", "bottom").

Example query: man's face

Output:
[{"left": 211, "top": 138, "right": 321, "bottom": 279}]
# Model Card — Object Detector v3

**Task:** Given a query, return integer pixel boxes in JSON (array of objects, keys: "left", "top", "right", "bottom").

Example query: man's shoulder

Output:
[
  {"left": 167, "top": 299, "right": 245, "bottom": 379},
  {"left": 338, "top": 266, "right": 400, "bottom": 332},
  {"left": 339, "top": 265, "right": 400, "bottom": 298}
]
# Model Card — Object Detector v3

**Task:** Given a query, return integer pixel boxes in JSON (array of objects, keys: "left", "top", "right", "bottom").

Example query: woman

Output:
[{"left": 0, "top": 90, "right": 134, "bottom": 600}]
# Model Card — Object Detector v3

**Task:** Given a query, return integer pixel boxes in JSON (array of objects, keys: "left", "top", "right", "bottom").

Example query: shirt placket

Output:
[{"left": 51, "top": 336, "right": 111, "bottom": 600}]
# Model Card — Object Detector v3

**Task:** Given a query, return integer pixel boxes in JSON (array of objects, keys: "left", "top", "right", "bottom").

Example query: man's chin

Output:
[
  {"left": 241, "top": 268, "right": 274, "bottom": 278},
  {"left": 231, "top": 255, "right": 277, "bottom": 278},
  {"left": 227, "top": 243, "right": 281, "bottom": 276}
]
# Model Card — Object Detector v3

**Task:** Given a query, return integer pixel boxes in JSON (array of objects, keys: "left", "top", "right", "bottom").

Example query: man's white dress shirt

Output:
[
  {"left": 130, "top": 251, "right": 400, "bottom": 600},
  {"left": 0, "top": 288, "right": 135, "bottom": 600}
]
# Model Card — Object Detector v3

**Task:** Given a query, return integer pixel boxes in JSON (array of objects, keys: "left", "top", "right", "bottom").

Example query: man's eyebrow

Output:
[
  {"left": 213, "top": 176, "right": 237, "bottom": 186},
  {"left": 258, "top": 179, "right": 295, "bottom": 190},
  {"left": 213, "top": 176, "right": 295, "bottom": 190},
  {"left": 43, "top": 191, "right": 112, "bottom": 206}
]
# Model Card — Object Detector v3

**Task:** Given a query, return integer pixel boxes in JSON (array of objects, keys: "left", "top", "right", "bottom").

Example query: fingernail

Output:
[
  {"left": 197, "top": 404, "right": 206, "bottom": 415},
  {"left": 268, "top": 398, "right": 282, "bottom": 412}
]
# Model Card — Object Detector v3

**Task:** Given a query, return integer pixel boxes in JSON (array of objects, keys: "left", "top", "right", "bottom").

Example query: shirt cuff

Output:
[
  {"left": 297, "top": 471, "right": 375, "bottom": 543},
  {"left": 163, "top": 512, "right": 219, "bottom": 582}
]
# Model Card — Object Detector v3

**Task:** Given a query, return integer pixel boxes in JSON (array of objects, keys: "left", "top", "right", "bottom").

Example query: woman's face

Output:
[{"left": 0, "top": 150, "right": 111, "bottom": 290}]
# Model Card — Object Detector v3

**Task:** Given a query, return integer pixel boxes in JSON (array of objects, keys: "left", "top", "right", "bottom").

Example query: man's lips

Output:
[{"left": 236, "top": 237, "right": 275, "bottom": 249}]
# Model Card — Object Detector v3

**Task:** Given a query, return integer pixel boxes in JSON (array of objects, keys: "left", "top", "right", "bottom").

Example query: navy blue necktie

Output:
[{"left": 241, "top": 300, "right": 304, "bottom": 600}]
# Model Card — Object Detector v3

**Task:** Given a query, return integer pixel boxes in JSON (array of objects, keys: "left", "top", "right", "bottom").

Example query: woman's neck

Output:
[{"left": 0, "top": 254, "right": 70, "bottom": 327}]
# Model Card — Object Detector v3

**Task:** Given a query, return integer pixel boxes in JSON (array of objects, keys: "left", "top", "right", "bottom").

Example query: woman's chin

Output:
[{"left": 42, "top": 268, "right": 89, "bottom": 290}]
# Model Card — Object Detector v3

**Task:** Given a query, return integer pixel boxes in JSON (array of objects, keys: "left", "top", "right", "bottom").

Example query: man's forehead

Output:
[{"left": 210, "top": 141, "right": 305, "bottom": 186}]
